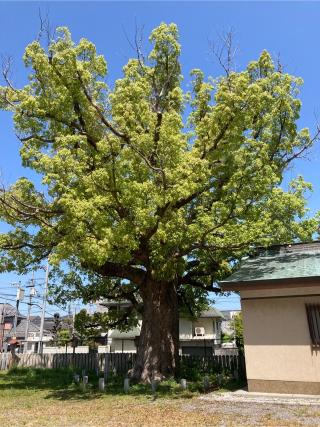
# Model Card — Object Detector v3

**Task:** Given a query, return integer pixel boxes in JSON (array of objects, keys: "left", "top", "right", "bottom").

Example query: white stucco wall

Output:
[
  {"left": 179, "top": 318, "right": 193, "bottom": 339},
  {"left": 179, "top": 317, "right": 218, "bottom": 340},
  {"left": 193, "top": 318, "right": 215, "bottom": 339},
  {"left": 242, "top": 285, "right": 320, "bottom": 383}
]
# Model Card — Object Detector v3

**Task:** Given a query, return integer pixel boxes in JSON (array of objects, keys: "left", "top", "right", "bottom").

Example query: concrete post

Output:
[
  {"left": 83, "top": 375, "right": 88, "bottom": 391},
  {"left": 151, "top": 379, "right": 158, "bottom": 393},
  {"left": 203, "top": 375, "right": 210, "bottom": 391},
  {"left": 124, "top": 378, "right": 130, "bottom": 393},
  {"left": 180, "top": 378, "right": 187, "bottom": 390},
  {"left": 98, "top": 377, "right": 105, "bottom": 392}
]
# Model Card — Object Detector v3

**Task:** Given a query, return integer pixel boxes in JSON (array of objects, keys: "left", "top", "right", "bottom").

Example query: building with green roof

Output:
[{"left": 220, "top": 241, "right": 320, "bottom": 395}]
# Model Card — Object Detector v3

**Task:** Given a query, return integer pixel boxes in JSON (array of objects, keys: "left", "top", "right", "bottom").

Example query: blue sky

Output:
[{"left": 1, "top": 1, "right": 320, "bottom": 313}]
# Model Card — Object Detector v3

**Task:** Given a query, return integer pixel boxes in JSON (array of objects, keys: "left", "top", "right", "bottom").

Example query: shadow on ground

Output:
[{"left": 0, "top": 367, "right": 246, "bottom": 401}]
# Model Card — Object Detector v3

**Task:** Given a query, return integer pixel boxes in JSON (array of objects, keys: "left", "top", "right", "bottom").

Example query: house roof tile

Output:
[
  {"left": 0, "top": 303, "right": 25, "bottom": 318},
  {"left": 220, "top": 242, "right": 320, "bottom": 287}
]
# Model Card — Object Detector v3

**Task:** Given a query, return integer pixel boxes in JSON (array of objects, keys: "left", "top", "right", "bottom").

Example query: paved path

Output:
[
  {"left": 200, "top": 389, "right": 320, "bottom": 406},
  {"left": 180, "top": 389, "right": 320, "bottom": 426}
]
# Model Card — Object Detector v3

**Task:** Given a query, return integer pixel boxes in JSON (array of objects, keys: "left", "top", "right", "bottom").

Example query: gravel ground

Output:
[{"left": 181, "top": 394, "right": 320, "bottom": 426}]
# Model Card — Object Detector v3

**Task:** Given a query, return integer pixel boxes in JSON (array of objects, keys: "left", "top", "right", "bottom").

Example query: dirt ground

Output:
[{"left": 2, "top": 391, "right": 320, "bottom": 426}]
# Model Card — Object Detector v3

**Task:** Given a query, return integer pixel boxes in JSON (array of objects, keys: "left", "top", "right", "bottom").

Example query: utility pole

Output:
[
  {"left": 72, "top": 305, "right": 77, "bottom": 334},
  {"left": 38, "top": 263, "right": 49, "bottom": 354},
  {"left": 0, "top": 303, "right": 4, "bottom": 352},
  {"left": 24, "top": 272, "right": 36, "bottom": 353},
  {"left": 12, "top": 282, "right": 24, "bottom": 338},
  {"left": 9, "top": 282, "right": 24, "bottom": 356}
]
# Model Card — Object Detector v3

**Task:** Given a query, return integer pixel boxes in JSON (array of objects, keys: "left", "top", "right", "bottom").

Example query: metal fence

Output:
[{"left": 0, "top": 352, "right": 246, "bottom": 380}]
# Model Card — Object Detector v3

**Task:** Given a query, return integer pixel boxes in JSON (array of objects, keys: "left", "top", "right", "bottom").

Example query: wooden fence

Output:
[
  {"left": 0, "top": 352, "right": 246, "bottom": 379},
  {"left": 180, "top": 354, "right": 246, "bottom": 379}
]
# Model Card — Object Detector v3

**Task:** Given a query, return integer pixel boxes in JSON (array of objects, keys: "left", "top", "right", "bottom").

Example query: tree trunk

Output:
[{"left": 130, "top": 279, "right": 179, "bottom": 383}]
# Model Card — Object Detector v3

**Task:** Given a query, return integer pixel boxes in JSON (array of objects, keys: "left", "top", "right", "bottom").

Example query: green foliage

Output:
[
  {"left": 179, "top": 356, "right": 237, "bottom": 382},
  {"left": 2, "top": 366, "right": 241, "bottom": 398},
  {"left": 232, "top": 313, "right": 244, "bottom": 349},
  {"left": 74, "top": 307, "right": 139, "bottom": 341},
  {"left": 50, "top": 312, "right": 62, "bottom": 346},
  {"left": 56, "top": 329, "right": 71, "bottom": 346},
  {"left": 7, "top": 367, "right": 74, "bottom": 388},
  {"left": 221, "top": 332, "right": 233, "bottom": 343},
  {"left": 0, "top": 23, "right": 318, "bottom": 325},
  {"left": 49, "top": 312, "right": 73, "bottom": 347}
]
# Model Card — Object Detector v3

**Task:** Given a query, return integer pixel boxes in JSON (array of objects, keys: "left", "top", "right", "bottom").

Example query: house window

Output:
[{"left": 306, "top": 304, "right": 320, "bottom": 347}]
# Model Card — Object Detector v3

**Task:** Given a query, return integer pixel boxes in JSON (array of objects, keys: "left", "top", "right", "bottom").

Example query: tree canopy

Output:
[{"left": 0, "top": 22, "right": 318, "bottom": 339}]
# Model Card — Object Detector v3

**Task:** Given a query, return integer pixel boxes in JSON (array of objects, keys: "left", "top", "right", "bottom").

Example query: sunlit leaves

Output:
[{"left": 0, "top": 23, "right": 318, "bottom": 301}]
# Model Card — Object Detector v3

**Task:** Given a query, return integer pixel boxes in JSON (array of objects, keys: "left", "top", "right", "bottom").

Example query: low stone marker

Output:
[
  {"left": 151, "top": 379, "right": 159, "bottom": 394},
  {"left": 74, "top": 374, "right": 80, "bottom": 383},
  {"left": 180, "top": 378, "right": 187, "bottom": 390},
  {"left": 83, "top": 375, "right": 88, "bottom": 391},
  {"left": 124, "top": 378, "right": 130, "bottom": 393},
  {"left": 203, "top": 376, "right": 210, "bottom": 391},
  {"left": 98, "top": 377, "right": 105, "bottom": 392}
]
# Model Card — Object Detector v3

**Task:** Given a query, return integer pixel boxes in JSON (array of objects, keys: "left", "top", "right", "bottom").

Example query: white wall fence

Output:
[{"left": 43, "top": 346, "right": 89, "bottom": 354}]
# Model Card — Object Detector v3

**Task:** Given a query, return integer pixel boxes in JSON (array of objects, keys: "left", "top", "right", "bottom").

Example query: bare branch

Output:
[
  {"left": 209, "top": 29, "right": 238, "bottom": 76},
  {"left": 36, "top": 7, "right": 55, "bottom": 47},
  {"left": 1, "top": 55, "right": 16, "bottom": 92},
  {"left": 122, "top": 21, "right": 146, "bottom": 72}
]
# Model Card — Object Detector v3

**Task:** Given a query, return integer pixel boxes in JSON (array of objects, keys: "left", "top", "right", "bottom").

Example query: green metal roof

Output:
[{"left": 220, "top": 243, "right": 320, "bottom": 285}]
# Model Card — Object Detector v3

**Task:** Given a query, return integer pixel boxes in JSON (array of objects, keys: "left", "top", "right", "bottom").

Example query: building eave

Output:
[{"left": 220, "top": 275, "right": 320, "bottom": 291}]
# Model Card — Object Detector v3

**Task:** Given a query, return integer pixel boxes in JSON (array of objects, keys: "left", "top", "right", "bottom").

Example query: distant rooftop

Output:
[
  {"left": 200, "top": 307, "right": 224, "bottom": 319},
  {"left": 5, "top": 317, "right": 53, "bottom": 339},
  {"left": 220, "top": 242, "right": 320, "bottom": 288},
  {"left": 0, "top": 303, "right": 25, "bottom": 318}
]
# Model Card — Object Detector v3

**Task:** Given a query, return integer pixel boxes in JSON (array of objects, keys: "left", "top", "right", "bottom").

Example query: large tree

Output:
[{"left": 0, "top": 23, "right": 318, "bottom": 382}]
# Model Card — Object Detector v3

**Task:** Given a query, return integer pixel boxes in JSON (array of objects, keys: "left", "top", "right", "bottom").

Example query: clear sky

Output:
[{"left": 1, "top": 1, "right": 320, "bottom": 313}]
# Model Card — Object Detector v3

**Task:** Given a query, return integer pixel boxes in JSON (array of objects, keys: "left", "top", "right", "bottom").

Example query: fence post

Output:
[{"left": 104, "top": 352, "right": 109, "bottom": 380}]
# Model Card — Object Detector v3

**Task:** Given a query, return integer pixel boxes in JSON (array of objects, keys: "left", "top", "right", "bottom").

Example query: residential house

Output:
[
  {"left": 220, "top": 241, "right": 320, "bottom": 395},
  {"left": 220, "top": 309, "right": 241, "bottom": 339},
  {"left": 221, "top": 310, "right": 241, "bottom": 335},
  {"left": 0, "top": 303, "right": 25, "bottom": 351},
  {"left": 5, "top": 316, "right": 54, "bottom": 353},
  {"left": 96, "top": 301, "right": 224, "bottom": 356}
]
